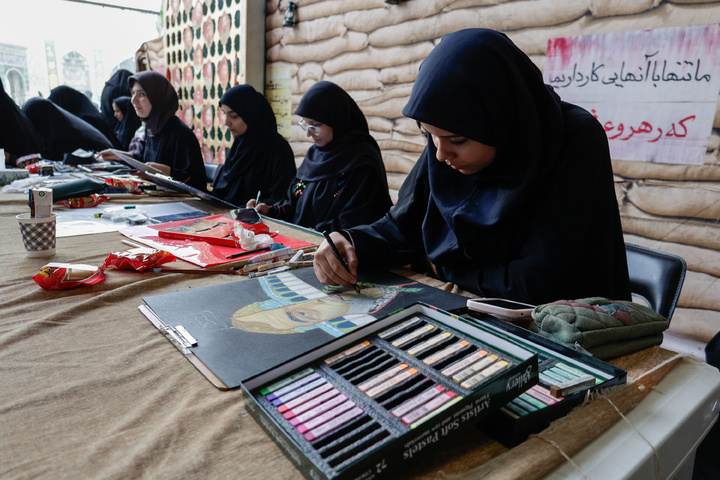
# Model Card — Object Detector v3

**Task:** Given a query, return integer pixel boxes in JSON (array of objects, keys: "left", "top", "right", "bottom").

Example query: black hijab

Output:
[
  {"left": 128, "top": 71, "right": 178, "bottom": 136},
  {"left": 23, "top": 97, "right": 114, "bottom": 161},
  {"left": 295, "top": 81, "right": 384, "bottom": 182},
  {"left": 48, "top": 85, "right": 120, "bottom": 148},
  {"left": 401, "top": 28, "right": 565, "bottom": 261},
  {"left": 0, "top": 78, "right": 43, "bottom": 159},
  {"left": 101, "top": 69, "right": 132, "bottom": 129},
  {"left": 112, "top": 96, "right": 142, "bottom": 150},
  {"left": 212, "top": 84, "right": 295, "bottom": 204}
]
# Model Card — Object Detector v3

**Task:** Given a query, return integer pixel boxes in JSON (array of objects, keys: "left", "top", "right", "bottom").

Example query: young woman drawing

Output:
[{"left": 313, "top": 29, "right": 631, "bottom": 306}]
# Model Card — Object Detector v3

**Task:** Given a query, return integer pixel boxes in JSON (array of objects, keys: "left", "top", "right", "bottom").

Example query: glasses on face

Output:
[{"left": 298, "top": 118, "right": 323, "bottom": 136}]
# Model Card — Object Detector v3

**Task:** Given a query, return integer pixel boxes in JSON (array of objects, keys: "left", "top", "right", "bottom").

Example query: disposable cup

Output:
[{"left": 17, "top": 213, "right": 57, "bottom": 258}]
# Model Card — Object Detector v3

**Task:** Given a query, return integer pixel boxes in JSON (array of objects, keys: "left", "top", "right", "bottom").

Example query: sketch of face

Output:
[
  {"left": 232, "top": 297, "right": 351, "bottom": 333},
  {"left": 231, "top": 287, "right": 389, "bottom": 334}
]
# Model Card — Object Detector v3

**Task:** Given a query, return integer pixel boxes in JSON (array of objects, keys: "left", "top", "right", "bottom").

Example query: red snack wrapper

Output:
[
  {"left": 106, "top": 177, "right": 143, "bottom": 195},
  {"left": 102, "top": 247, "right": 177, "bottom": 272},
  {"left": 61, "top": 194, "right": 109, "bottom": 208},
  {"left": 33, "top": 263, "right": 106, "bottom": 290}
]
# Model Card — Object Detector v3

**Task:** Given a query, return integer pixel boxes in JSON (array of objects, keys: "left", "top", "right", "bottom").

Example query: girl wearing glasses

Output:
[
  {"left": 212, "top": 84, "right": 296, "bottom": 206},
  {"left": 249, "top": 81, "right": 392, "bottom": 232},
  {"left": 313, "top": 29, "right": 631, "bottom": 306}
]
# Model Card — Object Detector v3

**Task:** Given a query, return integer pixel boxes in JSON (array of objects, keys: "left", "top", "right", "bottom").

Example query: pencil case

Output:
[
  {"left": 529, "top": 297, "right": 669, "bottom": 360},
  {"left": 48, "top": 177, "right": 106, "bottom": 202}
]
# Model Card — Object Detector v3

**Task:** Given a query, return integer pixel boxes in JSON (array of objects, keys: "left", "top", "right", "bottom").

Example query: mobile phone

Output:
[
  {"left": 230, "top": 207, "right": 262, "bottom": 224},
  {"left": 466, "top": 298, "right": 536, "bottom": 319}
]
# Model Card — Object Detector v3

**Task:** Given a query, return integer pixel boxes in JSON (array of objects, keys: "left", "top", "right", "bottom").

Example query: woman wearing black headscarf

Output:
[
  {"left": 0, "top": 78, "right": 43, "bottom": 163},
  {"left": 97, "top": 71, "right": 206, "bottom": 191},
  {"left": 252, "top": 81, "right": 392, "bottom": 232},
  {"left": 101, "top": 69, "right": 132, "bottom": 130},
  {"left": 111, "top": 96, "right": 142, "bottom": 151},
  {"left": 23, "top": 97, "right": 115, "bottom": 161},
  {"left": 48, "top": 85, "right": 120, "bottom": 148},
  {"left": 212, "top": 84, "right": 296, "bottom": 206},
  {"left": 313, "top": 29, "right": 630, "bottom": 306}
]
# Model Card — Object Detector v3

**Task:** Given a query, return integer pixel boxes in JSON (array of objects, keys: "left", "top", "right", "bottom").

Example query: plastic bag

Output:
[
  {"left": 33, "top": 263, "right": 106, "bottom": 290},
  {"left": 102, "top": 247, "right": 177, "bottom": 272}
]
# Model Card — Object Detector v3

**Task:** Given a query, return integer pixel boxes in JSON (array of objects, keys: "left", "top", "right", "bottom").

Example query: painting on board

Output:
[{"left": 140, "top": 267, "right": 469, "bottom": 389}]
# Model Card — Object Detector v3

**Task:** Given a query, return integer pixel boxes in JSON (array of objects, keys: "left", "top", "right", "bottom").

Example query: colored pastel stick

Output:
[
  {"left": 303, "top": 407, "right": 364, "bottom": 442},
  {"left": 407, "top": 332, "right": 452, "bottom": 356},
  {"left": 512, "top": 395, "right": 541, "bottom": 412},
  {"left": 525, "top": 385, "right": 558, "bottom": 405},
  {"left": 460, "top": 359, "right": 509, "bottom": 388},
  {"left": 296, "top": 399, "right": 355, "bottom": 434},
  {"left": 518, "top": 393, "right": 546, "bottom": 410},
  {"left": 277, "top": 382, "right": 334, "bottom": 414},
  {"left": 260, "top": 367, "right": 314, "bottom": 396},
  {"left": 283, "top": 389, "right": 341, "bottom": 420},
  {"left": 408, "top": 395, "right": 463, "bottom": 429},
  {"left": 265, "top": 372, "right": 320, "bottom": 401},
  {"left": 357, "top": 364, "right": 408, "bottom": 392},
  {"left": 423, "top": 340, "right": 470, "bottom": 366},
  {"left": 289, "top": 394, "right": 348, "bottom": 426},
  {"left": 324, "top": 341, "right": 371, "bottom": 365},
  {"left": 401, "top": 391, "right": 457, "bottom": 425},
  {"left": 549, "top": 374, "right": 597, "bottom": 398},
  {"left": 440, "top": 349, "right": 488, "bottom": 377},
  {"left": 378, "top": 316, "right": 422, "bottom": 339},
  {"left": 271, "top": 378, "right": 327, "bottom": 407},
  {"left": 547, "top": 366, "right": 575, "bottom": 380},
  {"left": 451, "top": 354, "right": 499, "bottom": 383},
  {"left": 392, "top": 324, "right": 435, "bottom": 347},
  {"left": 555, "top": 362, "right": 589, "bottom": 378},
  {"left": 365, "top": 368, "right": 418, "bottom": 398},
  {"left": 391, "top": 385, "right": 446, "bottom": 418}
]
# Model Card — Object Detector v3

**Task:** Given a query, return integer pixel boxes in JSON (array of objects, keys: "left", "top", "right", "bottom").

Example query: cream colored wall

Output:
[{"left": 264, "top": 0, "right": 720, "bottom": 343}]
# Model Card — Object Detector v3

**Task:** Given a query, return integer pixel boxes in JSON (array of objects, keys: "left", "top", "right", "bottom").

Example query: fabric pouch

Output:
[{"left": 529, "top": 297, "right": 669, "bottom": 360}]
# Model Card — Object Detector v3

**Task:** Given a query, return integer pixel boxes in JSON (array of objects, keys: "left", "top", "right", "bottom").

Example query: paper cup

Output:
[{"left": 17, "top": 213, "right": 57, "bottom": 258}]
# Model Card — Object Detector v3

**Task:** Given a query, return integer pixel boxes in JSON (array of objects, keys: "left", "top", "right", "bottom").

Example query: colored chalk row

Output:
[{"left": 503, "top": 360, "right": 600, "bottom": 417}]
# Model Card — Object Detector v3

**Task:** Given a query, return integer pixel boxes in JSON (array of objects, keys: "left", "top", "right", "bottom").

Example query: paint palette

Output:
[{"left": 242, "top": 303, "right": 540, "bottom": 480}]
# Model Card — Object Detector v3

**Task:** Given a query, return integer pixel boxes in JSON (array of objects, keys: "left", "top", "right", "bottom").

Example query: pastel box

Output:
[
  {"left": 463, "top": 313, "right": 627, "bottom": 447},
  {"left": 242, "top": 302, "right": 540, "bottom": 480}
]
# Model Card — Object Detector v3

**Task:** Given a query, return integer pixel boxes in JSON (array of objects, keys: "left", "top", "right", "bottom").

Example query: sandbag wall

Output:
[{"left": 264, "top": 0, "right": 720, "bottom": 343}]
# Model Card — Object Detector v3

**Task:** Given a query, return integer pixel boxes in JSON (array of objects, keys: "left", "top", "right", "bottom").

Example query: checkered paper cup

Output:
[{"left": 17, "top": 213, "right": 57, "bottom": 258}]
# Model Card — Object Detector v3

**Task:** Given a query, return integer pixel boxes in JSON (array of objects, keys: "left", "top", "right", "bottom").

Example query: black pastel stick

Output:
[{"left": 322, "top": 231, "right": 360, "bottom": 293}]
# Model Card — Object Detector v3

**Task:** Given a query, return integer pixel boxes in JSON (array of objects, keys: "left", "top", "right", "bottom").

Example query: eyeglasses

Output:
[{"left": 298, "top": 118, "right": 323, "bottom": 136}]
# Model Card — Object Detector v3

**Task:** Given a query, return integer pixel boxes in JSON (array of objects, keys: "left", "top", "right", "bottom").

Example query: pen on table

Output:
[{"left": 322, "top": 231, "right": 360, "bottom": 294}]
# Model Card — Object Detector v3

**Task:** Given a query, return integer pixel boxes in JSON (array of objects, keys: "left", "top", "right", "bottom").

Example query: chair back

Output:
[
  {"left": 625, "top": 243, "right": 687, "bottom": 322},
  {"left": 204, "top": 163, "right": 220, "bottom": 183}
]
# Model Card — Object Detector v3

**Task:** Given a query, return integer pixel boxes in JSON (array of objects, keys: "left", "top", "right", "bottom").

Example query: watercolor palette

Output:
[
  {"left": 461, "top": 314, "right": 627, "bottom": 447},
  {"left": 242, "top": 303, "right": 540, "bottom": 480}
]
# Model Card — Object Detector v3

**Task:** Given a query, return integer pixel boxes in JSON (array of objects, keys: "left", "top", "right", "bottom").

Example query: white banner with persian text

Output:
[{"left": 543, "top": 24, "right": 720, "bottom": 165}]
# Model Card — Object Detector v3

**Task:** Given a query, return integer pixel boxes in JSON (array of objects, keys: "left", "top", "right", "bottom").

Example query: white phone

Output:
[{"left": 466, "top": 298, "right": 536, "bottom": 319}]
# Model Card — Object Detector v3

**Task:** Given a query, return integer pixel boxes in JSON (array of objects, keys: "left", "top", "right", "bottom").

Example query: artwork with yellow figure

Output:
[{"left": 231, "top": 272, "right": 420, "bottom": 337}]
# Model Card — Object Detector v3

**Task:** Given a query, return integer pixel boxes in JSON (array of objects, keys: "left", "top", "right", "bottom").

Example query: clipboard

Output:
[{"left": 137, "top": 268, "right": 471, "bottom": 390}]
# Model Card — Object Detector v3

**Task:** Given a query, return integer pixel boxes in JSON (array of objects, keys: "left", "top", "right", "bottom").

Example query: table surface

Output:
[{"left": 1, "top": 188, "right": 718, "bottom": 480}]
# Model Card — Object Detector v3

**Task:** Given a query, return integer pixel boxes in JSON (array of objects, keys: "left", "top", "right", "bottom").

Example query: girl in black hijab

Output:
[
  {"left": 97, "top": 71, "right": 206, "bottom": 191},
  {"left": 212, "top": 84, "right": 296, "bottom": 206},
  {"left": 101, "top": 69, "right": 132, "bottom": 130},
  {"left": 48, "top": 85, "right": 120, "bottom": 148},
  {"left": 112, "top": 96, "right": 142, "bottom": 151},
  {"left": 313, "top": 29, "right": 630, "bottom": 306},
  {"left": 252, "top": 81, "right": 392, "bottom": 232},
  {"left": 23, "top": 97, "right": 114, "bottom": 161},
  {"left": 0, "top": 78, "right": 42, "bottom": 164}
]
